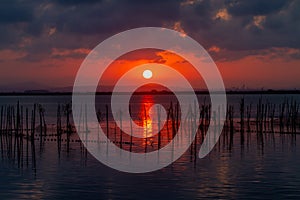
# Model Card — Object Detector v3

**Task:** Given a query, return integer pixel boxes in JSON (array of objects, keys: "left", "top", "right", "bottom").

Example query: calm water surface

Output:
[{"left": 0, "top": 94, "right": 300, "bottom": 199}]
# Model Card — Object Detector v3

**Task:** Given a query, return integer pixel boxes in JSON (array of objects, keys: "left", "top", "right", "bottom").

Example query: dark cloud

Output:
[
  {"left": 180, "top": 0, "right": 300, "bottom": 57},
  {"left": 226, "top": 0, "right": 291, "bottom": 16},
  {"left": 55, "top": 0, "right": 182, "bottom": 35},
  {"left": 54, "top": 0, "right": 101, "bottom": 5},
  {"left": 0, "top": 0, "right": 300, "bottom": 62},
  {"left": 180, "top": 0, "right": 214, "bottom": 31},
  {"left": 0, "top": 1, "right": 34, "bottom": 24}
]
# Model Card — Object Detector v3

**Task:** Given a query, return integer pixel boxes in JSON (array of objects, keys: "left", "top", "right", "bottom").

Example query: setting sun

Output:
[{"left": 143, "top": 69, "right": 153, "bottom": 79}]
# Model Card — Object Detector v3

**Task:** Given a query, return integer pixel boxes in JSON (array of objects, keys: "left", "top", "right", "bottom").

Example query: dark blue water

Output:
[{"left": 0, "top": 94, "right": 300, "bottom": 199}]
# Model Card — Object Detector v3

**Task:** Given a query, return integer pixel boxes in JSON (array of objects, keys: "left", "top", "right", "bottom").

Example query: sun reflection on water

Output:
[{"left": 140, "top": 95, "right": 155, "bottom": 146}]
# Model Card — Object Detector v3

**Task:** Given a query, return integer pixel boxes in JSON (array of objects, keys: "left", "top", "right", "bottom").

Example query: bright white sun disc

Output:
[{"left": 142, "top": 69, "right": 152, "bottom": 79}]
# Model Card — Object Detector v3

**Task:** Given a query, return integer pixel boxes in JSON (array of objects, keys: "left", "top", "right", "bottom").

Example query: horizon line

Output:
[{"left": 0, "top": 89, "right": 300, "bottom": 96}]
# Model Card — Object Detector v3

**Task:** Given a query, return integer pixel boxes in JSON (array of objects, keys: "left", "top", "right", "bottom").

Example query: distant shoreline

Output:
[{"left": 0, "top": 90, "right": 300, "bottom": 96}]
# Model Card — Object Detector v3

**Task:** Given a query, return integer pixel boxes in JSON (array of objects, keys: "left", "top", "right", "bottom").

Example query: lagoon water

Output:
[{"left": 1, "top": 94, "right": 300, "bottom": 199}]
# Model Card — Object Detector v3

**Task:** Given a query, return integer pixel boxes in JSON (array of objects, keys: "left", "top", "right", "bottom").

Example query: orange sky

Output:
[
  {"left": 0, "top": 46, "right": 300, "bottom": 90},
  {"left": 98, "top": 49, "right": 207, "bottom": 91}
]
